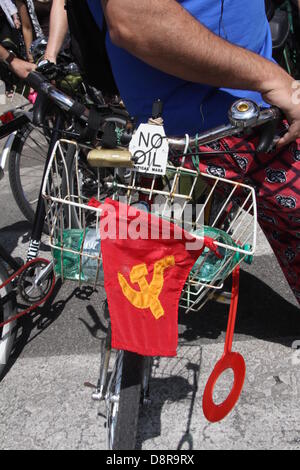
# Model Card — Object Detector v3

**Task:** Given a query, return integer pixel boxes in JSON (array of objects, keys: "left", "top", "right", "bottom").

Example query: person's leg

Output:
[
  {"left": 0, "top": 15, "right": 15, "bottom": 43},
  {"left": 197, "top": 128, "right": 300, "bottom": 305},
  {"left": 15, "top": 0, "right": 34, "bottom": 62},
  {"left": 0, "top": 14, "right": 20, "bottom": 55}
]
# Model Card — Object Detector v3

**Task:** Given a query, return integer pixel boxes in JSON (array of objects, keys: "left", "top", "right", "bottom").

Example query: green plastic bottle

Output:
[
  {"left": 53, "top": 229, "right": 84, "bottom": 281},
  {"left": 53, "top": 228, "right": 104, "bottom": 283},
  {"left": 190, "top": 226, "right": 240, "bottom": 284}
]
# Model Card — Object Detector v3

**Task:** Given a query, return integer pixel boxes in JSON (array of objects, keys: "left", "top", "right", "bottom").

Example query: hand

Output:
[
  {"left": 10, "top": 58, "right": 36, "bottom": 80},
  {"left": 12, "top": 14, "right": 21, "bottom": 29},
  {"left": 262, "top": 72, "right": 300, "bottom": 148},
  {"left": 27, "top": 52, "right": 34, "bottom": 64},
  {"left": 43, "top": 54, "right": 57, "bottom": 65}
]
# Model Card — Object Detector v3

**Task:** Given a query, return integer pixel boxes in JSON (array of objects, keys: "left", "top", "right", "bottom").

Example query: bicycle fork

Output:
[
  {"left": 88, "top": 327, "right": 112, "bottom": 402},
  {"left": 27, "top": 114, "right": 63, "bottom": 264},
  {"left": 24, "top": 115, "right": 64, "bottom": 295},
  {"left": 86, "top": 325, "right": 153, "bottom": 406}
]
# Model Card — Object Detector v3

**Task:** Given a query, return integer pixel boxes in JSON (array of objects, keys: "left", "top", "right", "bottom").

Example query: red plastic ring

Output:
[{"left": 202, "top": 352, "right": 246, "bottom": 423}]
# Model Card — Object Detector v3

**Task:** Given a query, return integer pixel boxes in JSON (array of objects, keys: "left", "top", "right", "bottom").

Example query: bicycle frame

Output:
[
  {"left": 0, "top": 113, "right": 31, "bottom": 181},
  {"left": 26, "top": 111, "right": 64, "bottom": 262},
  {"left": 0, "top": 103, "right": 67, "bottom": 317},
  {"left": 0, "top": 113, "right": 30, "bottom": 142}
]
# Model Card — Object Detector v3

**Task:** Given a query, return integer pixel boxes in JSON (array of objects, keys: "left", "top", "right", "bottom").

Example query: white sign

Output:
[{"left": 129, "top": 124, "right": 169, "bottom": 176}]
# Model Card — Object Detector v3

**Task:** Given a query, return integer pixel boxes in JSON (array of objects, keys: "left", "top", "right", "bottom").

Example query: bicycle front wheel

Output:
[
  {"left": 106, "top": 350, "right": 144, "bottom": 450},
  {"left": 8, "top": 122, "right": 51, "bottom": 226},
  {"left": 0, "top": 261, "right": 16, "bottom": 377},
  {"left": 61, "top": 114, "right": 128, "bottom": 229}
]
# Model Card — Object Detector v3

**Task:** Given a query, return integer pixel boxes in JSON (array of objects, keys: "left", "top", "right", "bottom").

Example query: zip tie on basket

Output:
[
  {"left": 181, "top": 134, "right": 190, "bottom": 167},
  {"left": 88, "top": 197, "right": 102, "bottom": 209},
  {"left": 202, "top": 236, "right": 223, "bottom": 260},
  {"left": 115, "top": 127, "right": 124, "bottom": 147},
  {"left": 192, "top": 134, "right": 200, "bottom": 170}
]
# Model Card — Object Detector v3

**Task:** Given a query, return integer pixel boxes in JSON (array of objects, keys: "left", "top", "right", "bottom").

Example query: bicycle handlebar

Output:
[
  {"left": 26, "top": 71, "right": 88, "bottom": 122},
  {"left": 26, "top": 71, "right": 283, "bottom": 153},
  {"left": 168, "top": 106, "right": 281, "bottom": 150}
]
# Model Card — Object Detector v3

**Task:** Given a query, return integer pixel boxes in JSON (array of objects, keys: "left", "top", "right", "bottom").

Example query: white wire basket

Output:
[{"left": 42, "top": 139, "right": 257, "bottom": 312}]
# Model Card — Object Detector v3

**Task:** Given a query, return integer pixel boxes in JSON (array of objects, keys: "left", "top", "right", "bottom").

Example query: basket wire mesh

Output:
[{"left": 42, "top": 139, "right": 257, "bottom": 312}]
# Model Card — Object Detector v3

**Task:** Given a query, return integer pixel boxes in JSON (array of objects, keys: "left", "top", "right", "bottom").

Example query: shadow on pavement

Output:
[
  {"left": 0, "top": 221, "right": 31, "bottom": 254},
  {"left": 136, "top": 375, "right": 195, "bottom": 450},
  {"left": 0, "top": 221, "right": 50, "bottom": 257},
  {"left": 0, "top": 279, "right": 64, "bottom": 381},
  {"left": 0, "top": 281, "right": 106, "bottom": 382},
  {"left": 178, "top": 268, "right": 300, "bottom": 347},
  {"left": 136, "top": 270, "right": 300, "bottom": 449},
  {"left": 136, "top": 349, "right": 202, "bottom": 450}
]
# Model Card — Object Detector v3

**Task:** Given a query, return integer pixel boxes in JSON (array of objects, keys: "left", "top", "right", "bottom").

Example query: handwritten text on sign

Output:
[{"left": 129, "top": 124, "right": 169, "bottom": 176}]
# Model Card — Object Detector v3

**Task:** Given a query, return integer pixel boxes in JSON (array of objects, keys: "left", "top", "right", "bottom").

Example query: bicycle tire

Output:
[
  {"left": 0, "top": 261, "right": 16, "bottom": 378},
  {"left": 108, "top": 350, "right": 144, "bottom": 450},
  {"left": 8, "top": 122, "right": 51, "bottom": 229}
]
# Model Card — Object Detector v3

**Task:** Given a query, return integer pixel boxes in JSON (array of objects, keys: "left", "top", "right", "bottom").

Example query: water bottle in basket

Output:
[
  {"left": 53, "top": 228, "right": 104, "bottom": 283},
  {"left": 81, "top": 228, "right": 104, "bottom": 282},
  {"left": 191, "top": 226, "right": 241, "bottom": 284}
]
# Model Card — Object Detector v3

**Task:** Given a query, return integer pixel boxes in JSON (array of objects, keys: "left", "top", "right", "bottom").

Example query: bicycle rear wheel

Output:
[{"left": 0, "top": 261, "right": 16, "bottom": 377}]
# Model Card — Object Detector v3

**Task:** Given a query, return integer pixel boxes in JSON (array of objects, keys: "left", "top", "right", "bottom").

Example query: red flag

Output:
[{"left": 99, "top": 198, "right": 219, "bottom": 357}]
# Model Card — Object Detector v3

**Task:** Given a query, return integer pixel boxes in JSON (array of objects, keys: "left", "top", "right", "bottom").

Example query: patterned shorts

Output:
[{"left": 196, "top": 127, "right": 300, "bottom": 305}]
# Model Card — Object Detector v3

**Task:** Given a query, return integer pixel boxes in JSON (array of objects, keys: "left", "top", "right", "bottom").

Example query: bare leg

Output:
[
  {"left": 16, "top": 0, "right": 34, "bottom": 62},
  {"left": 44, "top": 0, "right": 68, "bottom": 63}
]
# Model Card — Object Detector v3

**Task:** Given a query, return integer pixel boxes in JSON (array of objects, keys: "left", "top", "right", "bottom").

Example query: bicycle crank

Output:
[
  {"left": 0, "top": 258, "right": 55, "bottom": 329},
  {"left": 18, "top": 259, "right": 54, "bottom": 304}
]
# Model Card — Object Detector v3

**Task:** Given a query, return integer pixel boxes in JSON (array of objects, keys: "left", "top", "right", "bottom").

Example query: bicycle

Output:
[
  {"left": 0, "top": 71, "right": 129, "bottom": 378},
  {"left": 29, "top": 71, "right": 281, "bottom": 449},
  {"left": 1, "top": 42, "right": 128, "bottom": 228}
]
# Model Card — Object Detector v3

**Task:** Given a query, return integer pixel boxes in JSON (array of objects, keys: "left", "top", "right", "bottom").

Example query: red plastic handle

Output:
[{"left": 202, "top": 266, "right": 246, "bottom": 423}]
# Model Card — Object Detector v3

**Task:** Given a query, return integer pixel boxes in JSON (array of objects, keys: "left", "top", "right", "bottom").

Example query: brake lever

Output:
[
  {"left": 36, "top": 61, "right": 60, "bottom": 82},
  {"left": 256, "top": 114, "right": 281, "bottom": 153}
]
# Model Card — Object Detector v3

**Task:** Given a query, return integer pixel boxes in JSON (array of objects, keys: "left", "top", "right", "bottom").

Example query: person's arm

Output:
[
  {"left": 12, "top": 13, "right": 21, "bottom": 29},
  {"left": 0, "top": 43, "right": 36, "bottom": 78},
  {"left": 102, "top": 0, "right": 300, "bottom": 147},
  {"left": 44, "top": 0, "right": 68, "bottom": 63},
  {"left": 15, "top": 0, "right": 34, "bottom": 62}
]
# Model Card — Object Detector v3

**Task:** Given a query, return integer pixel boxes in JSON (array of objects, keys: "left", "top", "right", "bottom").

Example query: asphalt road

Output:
[{"left": 1, "top": 108, "right": 300, "bottom": 450}]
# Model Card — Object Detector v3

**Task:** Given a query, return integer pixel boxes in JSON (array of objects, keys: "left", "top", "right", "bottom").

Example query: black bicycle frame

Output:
[
  {"left": 26, "top": 112, "right": 63, "bottom": 261},
  {"left": 0, "top": 113, "right": 29, "bottom": 141}
]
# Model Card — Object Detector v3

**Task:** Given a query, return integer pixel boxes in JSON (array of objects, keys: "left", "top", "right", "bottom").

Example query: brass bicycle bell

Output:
[{"left": 228, "top": 99, "right": 260, "bottom": 128}]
